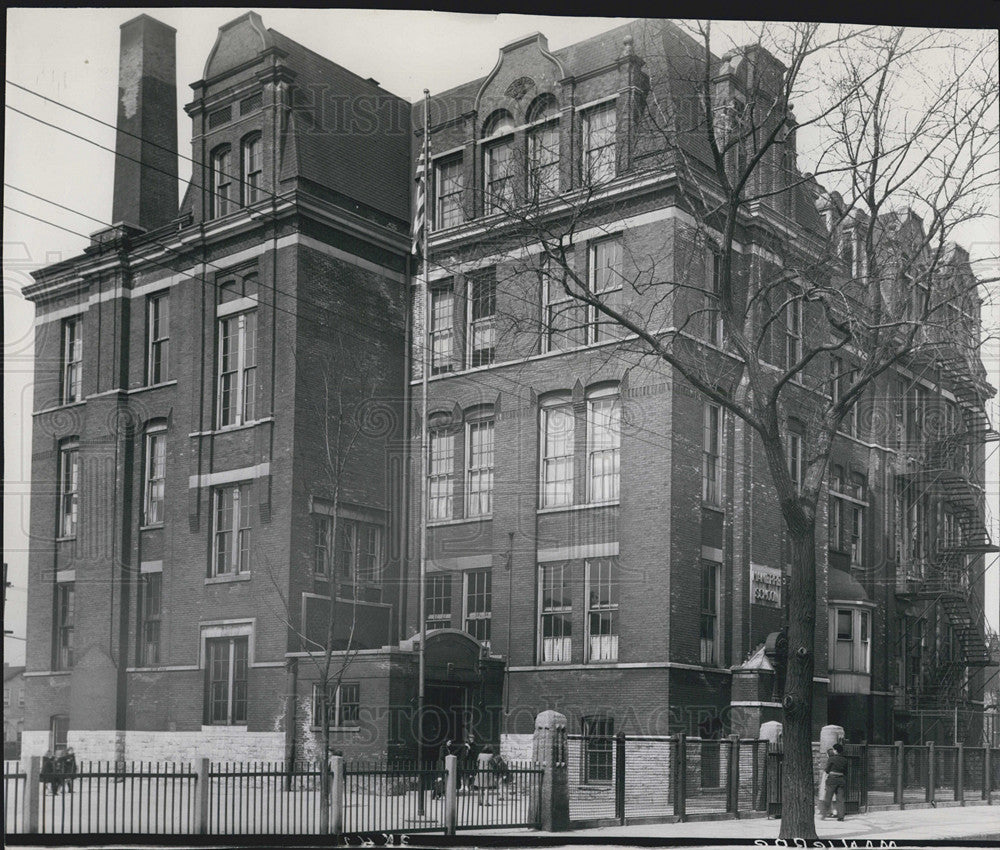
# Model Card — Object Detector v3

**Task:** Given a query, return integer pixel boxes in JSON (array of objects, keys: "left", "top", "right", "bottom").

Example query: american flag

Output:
[{"left": 411, "top": 131, "right": 430, "bottom": 256}]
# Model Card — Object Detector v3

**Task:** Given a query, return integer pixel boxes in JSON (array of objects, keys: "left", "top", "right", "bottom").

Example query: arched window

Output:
[
  {"left": 241, "top": 133, "right": 262, "bottom": 206},
  {"left": 527, "top": 95, "right": 560, "bottom": 199},
  {"left": 210, "top": 146, "right": 232, "bottom": 218},
  {"left": 482, "top": 110, "right": 516, "bottom": 215}
]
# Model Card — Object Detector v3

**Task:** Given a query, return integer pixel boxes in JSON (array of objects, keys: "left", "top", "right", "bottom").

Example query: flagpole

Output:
[{"left": 417, "top": 88, "right": 431, "bottom": 784}]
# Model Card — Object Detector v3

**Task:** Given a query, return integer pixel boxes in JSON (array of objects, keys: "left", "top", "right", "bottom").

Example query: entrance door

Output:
[{"left": 421, "top": 684, "right": 468, "bottom": 764}]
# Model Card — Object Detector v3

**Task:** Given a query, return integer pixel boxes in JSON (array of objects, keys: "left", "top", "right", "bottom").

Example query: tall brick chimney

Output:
[{"left": 111, "top": 15, "right": 178, "bottom": 231}]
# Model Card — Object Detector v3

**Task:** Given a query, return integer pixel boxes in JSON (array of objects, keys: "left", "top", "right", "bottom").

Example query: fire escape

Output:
[{"left": 894, "top": 342, "right": 999, "bottom": 720}]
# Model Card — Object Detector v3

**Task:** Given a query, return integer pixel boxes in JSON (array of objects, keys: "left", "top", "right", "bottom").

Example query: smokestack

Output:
[{"left": 112, "top": 15, "right": 178, "bottom": 232}]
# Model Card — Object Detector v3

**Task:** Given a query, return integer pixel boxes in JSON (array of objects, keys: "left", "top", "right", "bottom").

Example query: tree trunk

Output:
[
  {"left": 320, "top": 720, "right": 331, "bottom": 833},
  {"left": 778, "top": 523, "right": 819, "bottom": 840}
]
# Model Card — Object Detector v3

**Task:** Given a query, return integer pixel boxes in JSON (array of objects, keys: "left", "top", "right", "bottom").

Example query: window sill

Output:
[
  {"left": 205, "top": 573, "right": 252, "bottom": 585},
  {"left": 189, "top": 417, "right": 274, "bottom": 437},
  {"left": 55, "top": 536, "right": 77, "bottom": 543},
  {"left": 139, "top": 524, "right": 164, "bottom": 532},
  {"left": 701, "top": 502, "right": 724, "bottom": 513},
  {"left": 33, "top": 400, "right": 86, "bottom": 417},
  {"left": 537, "top": 502, "right": 619, "bottom": 515},
  {"left": 309, "top": 726, "right": 361, "bottom": 733},
  {"left": 130, "top": 380, "right": 178, "bottom": 394},
  {"left": 201, "top": 725, "right": 248, "bottom": 732},
  {"left": 427, "top": 515, "right": 492, "bottom": 528}
]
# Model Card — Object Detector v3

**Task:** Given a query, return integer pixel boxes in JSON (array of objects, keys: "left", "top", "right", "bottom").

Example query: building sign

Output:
[{"left": 751, "top": 564, "right": 783, "bottom": 608}]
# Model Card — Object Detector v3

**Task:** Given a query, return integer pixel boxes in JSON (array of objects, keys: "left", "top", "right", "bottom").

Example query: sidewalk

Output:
[{"left": 555, "top": 801, "right": 1000, "bottom": 841}]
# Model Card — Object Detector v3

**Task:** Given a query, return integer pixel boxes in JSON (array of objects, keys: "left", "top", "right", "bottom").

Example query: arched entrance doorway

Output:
[{"left": 419, "top": 630, "right": 504, "bottom": 763}]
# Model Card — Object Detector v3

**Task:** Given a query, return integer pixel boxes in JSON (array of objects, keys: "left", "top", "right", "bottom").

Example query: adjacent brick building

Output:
[{"left": 21, "top": 13, "right": 995, "bottom": 767}]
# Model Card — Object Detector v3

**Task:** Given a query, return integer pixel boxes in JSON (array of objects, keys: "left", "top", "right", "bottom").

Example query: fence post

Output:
[
  {"left": 530, "top": 710, "right": 568, "bottom": 831},
  {"left": 23, "top": 755, "right": 40, "bottom": 834},
  {"left": 444, "top": 754, "right": 457, "bottom": 835},
  {"left": 728, "top": 735, "right": 740, "bottom": 815},
  {"left": 615, "top": 732, "right": 626, "bottom": 825},
  {"left": 895, "top": 741, "right": 904, "bottom": 809},
  {"left": 194, "top": 758, "right": 210, "bottom": 834},
  {"left": 675, "top": 733, "right": 687, "bottom": 821},
  {"left": 956, "top": 744, "right": 964, "bottom": 805},
  {"left": 330, "top": 755, "right": 345, "bottom": 834},
  {"left": 984, "top": 745, "right": 992, "bottom": 803},
  {"left": 927, "top": 742, "right": 935, "bottom": 804}
]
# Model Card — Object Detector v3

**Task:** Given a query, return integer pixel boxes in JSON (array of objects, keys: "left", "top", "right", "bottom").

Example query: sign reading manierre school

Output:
[{"left": 751, "top": 564, "right": 783, "bottom": 608}]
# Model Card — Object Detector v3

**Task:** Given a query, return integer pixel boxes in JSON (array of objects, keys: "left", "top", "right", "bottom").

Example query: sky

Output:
[{"left": 3, "top": 8, "right": 999, "bottom": 667}]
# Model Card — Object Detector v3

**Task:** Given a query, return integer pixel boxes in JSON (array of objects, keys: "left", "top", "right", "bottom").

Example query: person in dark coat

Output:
[
  {"left": 58, "top": 747, "right": 77, "bottom": 794},
  {"left": 459, "top": 733, "right": 478, "bottom": 793},
  {"left": 432, "top": 739, "right": 454, "bottom": 800},
  {"left": 41, "top": 751, "right": 57, "bottom": 795},
  {"left": 821, "top": 742, "right": 849, "bottom": 821}
]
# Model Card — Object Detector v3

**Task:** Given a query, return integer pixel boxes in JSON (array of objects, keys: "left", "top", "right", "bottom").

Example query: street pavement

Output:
[{"left": 556, "top": 801, "right": 1000, "bottom": 841}]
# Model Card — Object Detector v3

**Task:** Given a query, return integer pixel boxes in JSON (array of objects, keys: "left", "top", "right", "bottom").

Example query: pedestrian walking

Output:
[
  {"left": 820, "top": 742, "right": 848, "bottom": 821},
  {"left": 476, "top": 745, "right": 495, "bottom": 806},
  {"left": 58, "top": 747, "right": 77, "bottom": 794},
  {"left": 41, "top": 751, "right": 57, "bottom": 795}
]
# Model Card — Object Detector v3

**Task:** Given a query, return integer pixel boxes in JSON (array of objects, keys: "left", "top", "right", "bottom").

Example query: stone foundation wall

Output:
[{"left": 18, "top": 728, "right": 285, "bottom": 765}]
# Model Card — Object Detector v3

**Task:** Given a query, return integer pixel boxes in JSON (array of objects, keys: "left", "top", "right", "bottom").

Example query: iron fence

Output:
[
  {"left": 455, "top": 761, "right": 542, "bottom": 830},
  {"left": 209, "top": 761, "right": 321, "bottom": 834},
  {"left": 4, "top": 760, "right": 25, "bottom": 834},
  {"left": 38, "top": 761, "right": 196, "bottom": 834}
]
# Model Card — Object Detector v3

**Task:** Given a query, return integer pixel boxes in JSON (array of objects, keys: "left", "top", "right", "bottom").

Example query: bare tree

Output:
[
  {"left": 260, "top": 343, "right": 390, "bottom": 831},
  {"left": 435, "top": 20, "right": 998, "bottom": 838}
]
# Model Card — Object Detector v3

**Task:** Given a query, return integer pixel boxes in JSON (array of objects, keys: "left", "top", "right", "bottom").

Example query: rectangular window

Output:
[
  {"left": 540, "top": 563, "right": 572, "bottom": 663},
  {"left": 785, "top": 297, "right": 803, "bottom": 378},
  {"left": 205, "top": 636, "right": 248, "bottom": 725},
  {"left": 829, "top": 496, "right": 844, "bottom": 550},
  {"left": 835, "top": 609, "right": 853, "bottom": 670},
  {"left": 331, "top": 518, "right": 384, "bottom": 584},
  {"left": 582, "top": 104, "right": 617, "bottom": 183},
  {"left": 541, "top": 405, "right": 574, "bottom": 508},
  {"left": 429, "top": 287, "right": 454, "bottom": 375},
  {"left": 59, "top": 443, "right": 80, "bottom": 538},
  {"left": 241, "top": 135, "right": 262, "bottom": 205},
  {"left": 311, "top": 682, "right": 361, "bottom": 728},
  {"left": 428, "top": 430, "right": 455, "bottom": 520},
  {"left": 211, "top": 148, "right": 232, "bottom": 218},
  {"left": 143, "top": 430, "right": 166, "bottom": 525},
  {"left": 314, "top": 514, "right": 333, "bottom": 576},
  {"left": 217, "top": 311, "right": 257, "bottom": 427},
  {"left": 706, "top": 251, "right": 723, "bottom": 346},
  {"left": 700, "top": 562, "right": 719, "bottom": 665},
  {"left": 139, "top": 573, "right": 161, "bottom": 666},
  {"left": 212, "top": 483, "right": 252, "bottom": 576},
  {"left": 146, "top": 294, "right": 169, "bottom": 385},
  {"left": 465, "top": 420, "right": 495, "bottom": 517},
  {"left": 468, "top": 269, "right": 496, "bottom": 367},
  {"left": 587, "top": 396, "right": 620, "bottom": 503},
  {"left": 464, "top": 569, "right": 492, "bottom": 646},
  {"left": 543, "top": 266, "right": 585, "bottom": 352},
  {"left": 50, "top": 716, "right": 69, "bottom": 752},
  {"left": 54, "top": 583, "right": 75, "bottom": 670},
  {"left": 703, "top": 403, "right": 722, "bottom": 506},
  {"left": 61, "top": 317, "right": 83, "bottom": 404},
  {"left": 850, "top": 504, "right": 864, "bottom": 566},
  {"left": 587, "top": 559, "right": 618, "bottom": 662},
  {"left": 434, "top": 157, "right": 464, "bottom": 229},
  {"left": 859, "top": 610, "right": 870, "bottom": 674},
  {"left": 588, "top": 237, "right": 624, "bottom": 343},
  {"left": 528, "top": 122, "right": 559, "bottom": 198},
  {"left": 583, "top": 717, "right": 614, "bottom": 783},
  {"left": 426, "top": 574, "right": 452, "bottom": 631},
  {"left": 787, "top": 432, "right": 803, "bottom": 489},
  {"left": 484, "top": 138, "right": 515, "bottom": 214}
]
